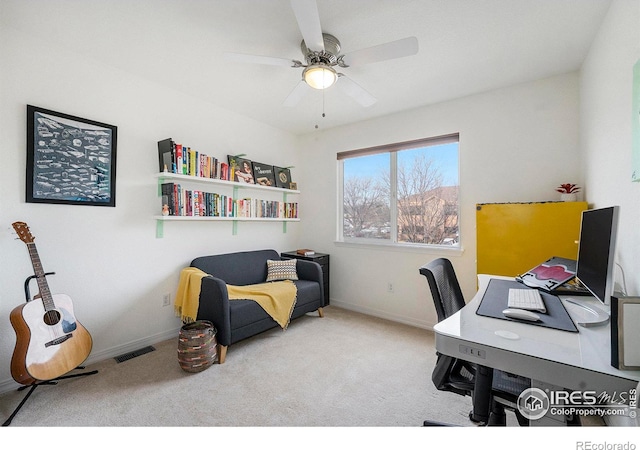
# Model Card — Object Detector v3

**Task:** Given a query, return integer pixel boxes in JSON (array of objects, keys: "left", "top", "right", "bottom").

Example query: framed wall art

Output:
[
  {"left": 274, "top": 166, "right": 292, "bottom": 189},
  {"left": 227, "top": 154, "right": 254, "bottom": 184},
  {"left": 26, "top": 105, "right": 118, "bottom": 207},
  {"left": 251, "top": 161, "right": 276, "bottom": 187}
]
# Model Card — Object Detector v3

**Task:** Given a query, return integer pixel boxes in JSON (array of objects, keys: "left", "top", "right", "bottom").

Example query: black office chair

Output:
[{"left": 420, "top": 258, "right": 529, "bottom": 426}]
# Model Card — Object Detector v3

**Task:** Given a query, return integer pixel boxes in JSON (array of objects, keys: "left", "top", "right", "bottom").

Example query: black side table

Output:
[{"left": 281, "top": 251, "right": 330, "bottom": 306}]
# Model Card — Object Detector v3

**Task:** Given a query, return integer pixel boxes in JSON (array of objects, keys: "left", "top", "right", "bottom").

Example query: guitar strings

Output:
[{"left": 28, "top": 243, "right": 63, "bottom": 341}]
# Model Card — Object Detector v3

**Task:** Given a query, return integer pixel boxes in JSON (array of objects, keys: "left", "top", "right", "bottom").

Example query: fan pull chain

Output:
[{"left": 315, "top": 88, "right": 327, "bottom": 129}]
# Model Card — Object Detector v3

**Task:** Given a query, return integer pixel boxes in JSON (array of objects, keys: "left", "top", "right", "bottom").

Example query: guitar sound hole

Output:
[{"left": 43, "top": 310, "right": 61, "bottom": 326}]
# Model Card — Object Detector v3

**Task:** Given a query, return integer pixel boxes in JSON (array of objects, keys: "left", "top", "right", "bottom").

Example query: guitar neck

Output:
[{"left": 26, "top": 242, "right": 54, "bottom": 311}]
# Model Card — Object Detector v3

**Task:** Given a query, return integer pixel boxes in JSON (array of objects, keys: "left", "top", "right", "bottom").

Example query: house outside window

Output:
[{"left": 338, "top": 134, "right": 459, "bottom": 248}]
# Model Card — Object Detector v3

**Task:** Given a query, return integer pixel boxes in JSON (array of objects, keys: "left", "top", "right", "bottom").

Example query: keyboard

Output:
[{"left": 508, "top": 288, "right": 546, "bottom": 313}]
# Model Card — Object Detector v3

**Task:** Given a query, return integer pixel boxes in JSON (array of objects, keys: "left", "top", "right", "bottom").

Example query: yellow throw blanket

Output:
[
  {"left": 175, "top": 267, "right": 208, "bottom": 323},
  {"left": 227, "top": 281, "right": 297, "bottom": 329},
  {"left": 174, "top": 267, "right": 298, "bottom": 329}
]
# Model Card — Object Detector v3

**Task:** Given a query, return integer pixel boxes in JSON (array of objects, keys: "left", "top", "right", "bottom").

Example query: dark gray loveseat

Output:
[{"left": 191, "top": 249, "right": 325, "bottom": 363}]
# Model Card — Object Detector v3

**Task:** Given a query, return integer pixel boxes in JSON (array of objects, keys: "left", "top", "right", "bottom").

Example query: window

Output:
[{"left": 338, "top": 134, "right": 459, "bottom": 247}]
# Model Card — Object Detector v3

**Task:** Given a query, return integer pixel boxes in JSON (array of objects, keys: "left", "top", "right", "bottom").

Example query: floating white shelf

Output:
[{"left": 155, "top": 172, "right": 300, "bottom": 194}]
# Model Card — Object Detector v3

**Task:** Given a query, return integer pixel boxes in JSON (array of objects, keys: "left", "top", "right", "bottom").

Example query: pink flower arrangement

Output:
[{"left": 556, "top": 183, "right": 580, "bottom": 194}]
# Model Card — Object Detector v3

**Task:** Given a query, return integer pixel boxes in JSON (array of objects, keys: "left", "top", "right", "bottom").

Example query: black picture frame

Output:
[
  {"left": 227, "top": 155, "right": 254, "bottom": 184},
  {"left": 274, "top": 166, "right": 292, "bottom": 189},
  {"left": 251, "top": 162, "right": 276, "bottom": 187},
  {"left": 26, "top": 105, "right": 118, "bottom": 207}
]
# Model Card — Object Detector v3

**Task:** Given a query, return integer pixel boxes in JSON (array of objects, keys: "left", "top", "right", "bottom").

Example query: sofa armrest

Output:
[
  {"left": 293, "top": 259, "right": 324, "bottom": 305},
  {"left": 196, "top": 275, "right": 232, "bottom": 346}
]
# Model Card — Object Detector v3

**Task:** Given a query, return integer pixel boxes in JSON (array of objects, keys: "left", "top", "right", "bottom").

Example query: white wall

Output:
[
  {"left": 0, "top": 25, "right": 301, "bottom": 391},
  {"left": 580, "top": 0, "right": 640, "bottom": 297},
  {"left": 297, "top": 73, "right": 582, "bottom": 328}
]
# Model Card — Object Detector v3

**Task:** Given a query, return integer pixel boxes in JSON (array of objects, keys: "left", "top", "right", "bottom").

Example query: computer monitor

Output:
[
  {"left": 569, "top": 206, "right": 620, "bottom": 327},
  {"left": 576, "top": 206, "right": 619, "bottom": 305}
]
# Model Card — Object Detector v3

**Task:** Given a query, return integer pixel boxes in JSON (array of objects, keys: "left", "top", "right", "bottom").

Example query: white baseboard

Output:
[
  {"left": 83, "top": 327, "right": 181, "bottom": 366},
  {"left": 0, "top": 327, "right": 181, "bottom": 395},
  {"left": 329, "top": 299, "right": 435, "bottom": 331}
]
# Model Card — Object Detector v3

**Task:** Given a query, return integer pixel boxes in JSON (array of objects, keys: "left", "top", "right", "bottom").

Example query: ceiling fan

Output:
[{"left": 224, "top": 0, "right": 419, "bottom": 108}]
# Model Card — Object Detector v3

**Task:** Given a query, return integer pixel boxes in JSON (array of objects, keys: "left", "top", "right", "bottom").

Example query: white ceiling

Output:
[{"left": 3, "top": 0, "right": 613, "bottom": 135}]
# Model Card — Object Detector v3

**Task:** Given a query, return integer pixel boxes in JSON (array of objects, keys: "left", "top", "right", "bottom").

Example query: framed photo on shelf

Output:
[
  {"left": 227, "top": 155, "right": 254, "bottom": 184},
  {"left": 26, "top": 105, "right": 118, "bottom": 207},
  {"left": 251, "top": 162, "right": 276, "bottom": 187},
  {"left": 274, "top": 166, "right": 292, "bottom": 189}
]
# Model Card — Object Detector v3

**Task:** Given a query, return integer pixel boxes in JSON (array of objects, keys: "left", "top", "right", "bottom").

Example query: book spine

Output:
[
  {"left": 201, "top": 154, "right": 207, "bottom": 179},
  {"left": 182, "top": 147, "right": 187, "bottom": 175},
  {"left": 175, "top": 144, "right": 183, "bottom": 175},
  {"left": 221, "top": 163, "right": 229, "bottom": 181},
  {"left": 171, "top": 140, "right": 177, "bottom": 173}
]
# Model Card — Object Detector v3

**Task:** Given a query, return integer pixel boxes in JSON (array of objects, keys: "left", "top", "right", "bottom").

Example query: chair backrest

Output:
[{"left": 419, "top": 258, "right": 466, "bottom": 322}]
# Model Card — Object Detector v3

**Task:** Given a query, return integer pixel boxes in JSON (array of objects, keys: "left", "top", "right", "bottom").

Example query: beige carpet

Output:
[{"left": 0, "top": 306, "right": 475, "bottom": 427}]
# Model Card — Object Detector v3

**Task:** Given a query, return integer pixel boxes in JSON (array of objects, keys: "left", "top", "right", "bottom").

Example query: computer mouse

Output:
[{"left": 502, "top": 308, "right": 541, "bottom": 322}]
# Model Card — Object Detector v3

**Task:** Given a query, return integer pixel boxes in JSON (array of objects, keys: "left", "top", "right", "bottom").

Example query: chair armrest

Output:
[
  {"left": 293, "top": 259, "right": 322, "bottom": 283},
  {"left": 196, "top": 275, "right": 231, "bottom": 346},
  {"left": 292, "top": 259, "right": 325, "bottom": 305}
]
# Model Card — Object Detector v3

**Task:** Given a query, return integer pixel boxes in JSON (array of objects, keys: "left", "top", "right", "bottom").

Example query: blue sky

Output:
[{"left": 343, "top": 142, "right": 459, "bottom": 186}]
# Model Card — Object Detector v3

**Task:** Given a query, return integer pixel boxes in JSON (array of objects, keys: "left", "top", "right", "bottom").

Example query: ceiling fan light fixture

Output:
[{"left": 303, "top": 65, "right": 337, "bottom": 89}]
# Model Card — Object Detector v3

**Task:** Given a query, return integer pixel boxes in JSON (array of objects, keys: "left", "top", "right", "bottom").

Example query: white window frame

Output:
[{"left": 337, "top": 133, "right": 461, "bottom": 251}]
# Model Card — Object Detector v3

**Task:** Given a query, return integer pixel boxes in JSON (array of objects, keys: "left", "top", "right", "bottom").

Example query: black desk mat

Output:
[{"left": 476, "top": 279, "right": 578, "bottom": 332}]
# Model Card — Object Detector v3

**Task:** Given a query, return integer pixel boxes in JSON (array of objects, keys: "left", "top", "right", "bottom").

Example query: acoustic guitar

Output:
[{"left": 10, "top": 222, "right": 93, "bottom": 385}]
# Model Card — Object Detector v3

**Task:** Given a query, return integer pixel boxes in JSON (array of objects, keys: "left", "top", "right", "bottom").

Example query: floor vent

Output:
[{"left": 114, "top": 346, "right": 156, "bottom": 363}]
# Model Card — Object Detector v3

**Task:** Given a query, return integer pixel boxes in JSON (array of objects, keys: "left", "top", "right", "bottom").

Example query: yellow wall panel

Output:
[{"left": 476, "top": 201, "right": 588, "bottom": 277}]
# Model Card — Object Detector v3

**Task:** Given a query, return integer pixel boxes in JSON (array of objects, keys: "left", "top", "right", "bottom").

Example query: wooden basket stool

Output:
[{"left": 177, "top": 320, "right": 218, "bottom": 372}]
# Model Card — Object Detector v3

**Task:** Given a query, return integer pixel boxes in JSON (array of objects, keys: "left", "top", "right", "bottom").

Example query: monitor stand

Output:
[{"left": 565, "top": 298, "right": 610, "bottom": 328}]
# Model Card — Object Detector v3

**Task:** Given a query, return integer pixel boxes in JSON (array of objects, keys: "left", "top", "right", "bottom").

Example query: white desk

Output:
[{"left": 434, "top": 275, "right": 640, "bottom": 396}]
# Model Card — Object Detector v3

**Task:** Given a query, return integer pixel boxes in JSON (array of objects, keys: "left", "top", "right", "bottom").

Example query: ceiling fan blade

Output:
[
  {"left": 341, "top": 36, "right": 419, "bottom": 67},
  {"left": 290, "top": 0, "right": 325, "bottom": 51},
  {"left": 283, "top": 80, "right": 311, "bottom": 107},
  {"left": 224, "top": 52, "right": 297, "bottom": 67},
  {"left": 336, "top": 75, "right": 377, "bottom": 107}
]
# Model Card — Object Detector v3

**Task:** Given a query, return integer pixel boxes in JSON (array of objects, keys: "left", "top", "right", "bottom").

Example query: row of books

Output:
[
  {"left": 161, "top": 183, "right": 298, "bottom": 219},
  {"left": 157, "top": 138, "right": 295, "bottom": 189},
  {"left": 158, "top": 138, "right": 231, "bottom": 180}
]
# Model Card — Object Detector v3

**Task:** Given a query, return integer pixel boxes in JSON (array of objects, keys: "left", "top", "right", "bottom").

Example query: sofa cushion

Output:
[
  {"left": 228, "top": 280, "right": 320, "bottom": 329},
  {"left": 293, "top": 280, "right": 321, "bottom": 307},
  {"left": 229, "top": 299, "right": 272, "bottom": 329},
  {"left": 266, "top": 259, "right": 298, "bottom": 282}
]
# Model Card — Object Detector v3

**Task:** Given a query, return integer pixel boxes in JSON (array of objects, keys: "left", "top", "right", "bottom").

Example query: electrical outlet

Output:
[
  {"left": 387, "top": 282, "right": 394, "bottom": 293},
  {"left": 162, "top": 293, "right": 171, "bottom": 307}
]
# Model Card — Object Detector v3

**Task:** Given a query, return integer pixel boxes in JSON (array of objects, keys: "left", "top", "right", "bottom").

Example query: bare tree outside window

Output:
[
  {"left": 343, "top": 160, "right": 389, "bottom": 239},
  {"left": 340, "top": 136, "right": 459, "bottom": 247},
  {"left": 396, "top": 153, "right": 458, "bottom": 244}
]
